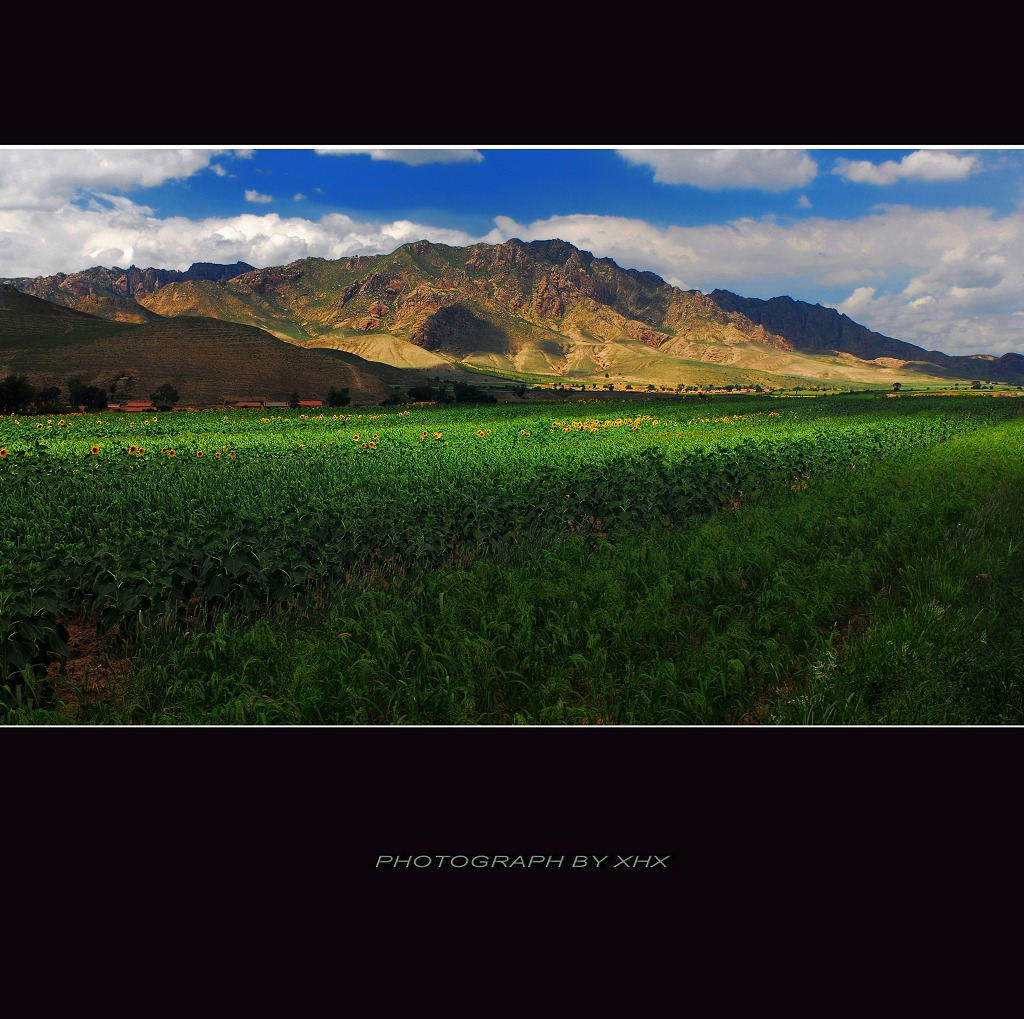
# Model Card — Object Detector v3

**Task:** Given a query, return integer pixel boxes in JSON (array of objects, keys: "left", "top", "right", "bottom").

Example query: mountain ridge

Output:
[
  {"left": 5, "top": 261, "right": 257, "bottom": 304},
  {"left": 3, "top": 240, "right": 1023, "bottom": 395},
  {"left": 708, "top": 289, "right": 1024, "bottom": 383}
]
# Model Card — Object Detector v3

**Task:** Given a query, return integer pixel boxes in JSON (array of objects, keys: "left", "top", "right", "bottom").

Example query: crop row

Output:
[{"left": 1, "top": 395, "right": 1021, "bottom": 699}]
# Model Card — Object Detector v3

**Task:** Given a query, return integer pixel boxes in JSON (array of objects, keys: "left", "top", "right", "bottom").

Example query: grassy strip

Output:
[
  {"left": 11, "top": 417, "right": 1024, "bottom": 725},
  {"left": 766, "top": 432, "right": 1024, "bottom": 724}
]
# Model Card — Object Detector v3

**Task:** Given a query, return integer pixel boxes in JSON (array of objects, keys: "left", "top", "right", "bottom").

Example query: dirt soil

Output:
[{"left": 44, "top": 617, "right": 132, "bottom": 716}]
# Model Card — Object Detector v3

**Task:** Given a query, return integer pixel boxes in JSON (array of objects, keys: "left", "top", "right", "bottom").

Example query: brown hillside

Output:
[
  {"left": 140, "top": 280, "right": 309, "bottom": 341},
  {"left": 73, "top": 294, "right": 163, "bottom": 324},
  {"left": 6, "top": 315, "right": 394, "bottom": 407}
]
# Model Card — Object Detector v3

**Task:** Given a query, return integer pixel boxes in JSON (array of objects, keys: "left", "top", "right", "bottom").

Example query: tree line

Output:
[
  {"left": 0, "top": 374, "right": 182, "bottom": 414},
  {"left": 0, "top": 375, "right": 359, "bottom": 414}
]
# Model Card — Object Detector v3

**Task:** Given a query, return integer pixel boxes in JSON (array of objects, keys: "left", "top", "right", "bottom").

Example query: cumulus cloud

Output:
[
  {"left": 315, "top": 148, "right": 484, "bottom": 166},
  {"left": 0, "top": 149, "right": 222, "bottom": 211},
  {"left": 839, "top": 286, "right": 877, "bottom": 313},
  {"left": 832, "top": 149, "right": 979, "bottom": 185},
  {"left": 245, "top": 190, "right": 273, "bottom": 203},
  {"left": 617, "top": 148, "right": 818, "bottom": 191},
  {"left": 1, "top": 193, "right": 485, "bottom": 278}
]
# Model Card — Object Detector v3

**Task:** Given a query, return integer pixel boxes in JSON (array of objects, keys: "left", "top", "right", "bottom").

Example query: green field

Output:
[{"left": 2, "top": 392, "right": 1023, "bottom": 724}]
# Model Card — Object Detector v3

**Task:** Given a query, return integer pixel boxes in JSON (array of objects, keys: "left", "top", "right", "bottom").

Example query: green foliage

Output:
[
  {"left": 452, "top": 382, "right": 496, "bottom": 404},
  {"left": 67, "top": 377, "right": 108, "bottom": 410},
  {"left": 36, "top": 385, "right": 62, "bottom": 409},
  {"left": 150, "top": 383, "right": 179, "bottom": 409},
  {"left": 0, "top": 583, "right": 68, "bottom": 714},
  {"left": 408, "top": 385, "right": 441, "bottom": 402},
  {"left": 2, "top": 393, "right": 1023, "bottom": 723},
  {"left": 0, "top": 373, "right": 35, "bottom": 413}
]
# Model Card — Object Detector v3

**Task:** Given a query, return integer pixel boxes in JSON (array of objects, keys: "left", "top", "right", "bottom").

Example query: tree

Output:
[
  {"left": 36, "top": 385, "right": 62, "bottom": 409},
  {"left": 289, "top": 391, "right": 300, "bottom": 409},
  {"left": 0, "top": 373, "right": 35, "bottom": 413},
  {"left": 452, "top": 382, "right": 496, "bottom": 404},
  {"left": 67, "top": 377, "right": 107, "bottom": 410},
  {"left": 328, "top": 386, "right": 351, "bottom": 407},
  {"left": 150, "top": 383, "right": 179, "bottom": 410},
  {"left": 892, "top": 382, "right": 902, "bottom": 392},
  {"left": 408, "top": 385, "right": 439, "bottom": 402}
]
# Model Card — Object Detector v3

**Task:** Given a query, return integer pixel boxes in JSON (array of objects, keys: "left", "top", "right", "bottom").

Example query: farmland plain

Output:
[{"left": 2, "top": 392, "right": 1022, "bottom": 724}]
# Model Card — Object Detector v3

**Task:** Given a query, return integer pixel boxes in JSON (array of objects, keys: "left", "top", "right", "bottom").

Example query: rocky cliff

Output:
[{"left": 2, "top": 261, "right": 256, "bottom": 310}]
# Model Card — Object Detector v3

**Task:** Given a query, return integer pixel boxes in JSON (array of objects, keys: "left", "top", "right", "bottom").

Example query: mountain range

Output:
[{"left": 3, "top": 238, "right": 1023, "bottom": 406}]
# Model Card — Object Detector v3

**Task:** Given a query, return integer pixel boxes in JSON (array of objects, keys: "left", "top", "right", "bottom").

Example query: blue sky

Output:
[{"left": 2, "top": 145, "right": 1022, "bottom": 357}]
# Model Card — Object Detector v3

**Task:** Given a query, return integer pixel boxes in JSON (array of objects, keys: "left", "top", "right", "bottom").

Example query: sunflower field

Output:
[{"left": 2, "top": 393, "right": 1023, "bottom": 724}]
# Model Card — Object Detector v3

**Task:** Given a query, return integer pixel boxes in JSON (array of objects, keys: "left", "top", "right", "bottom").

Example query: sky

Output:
[{"left": 1, "top": 145, "right": 1023, "bottom": 358}]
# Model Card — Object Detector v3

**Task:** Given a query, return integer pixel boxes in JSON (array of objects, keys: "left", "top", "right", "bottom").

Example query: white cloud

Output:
[
  {"left": 617, "top": 148, "right": 818, "bottom": 191},
  {"left": 839, "top": 286, "right": 877, "bottom": 313},
  {"left": 13, "top": 202, "right": 480, "bottom": 278},
  {"left": 245, "top": 190, "right": 273, "bottom": 204},
  {"left": 832, "top": 149, "right": 979, "bottom": 185},
  {"left": 0, "top": 149, "right": 222, "bottom": 211},
  {"left": 315, "top": 148, "right": 484, "bottom": 166}
]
